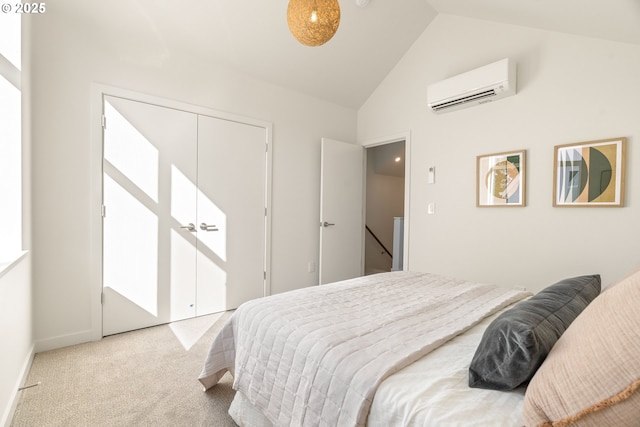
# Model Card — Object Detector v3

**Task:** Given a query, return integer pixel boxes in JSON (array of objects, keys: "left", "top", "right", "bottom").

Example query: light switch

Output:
[
  {"left": 427, "top": 203, "right": 435, "bottom": 215},
  {"left": 428, "top": 166, "right": 435, "bottom": 184}
]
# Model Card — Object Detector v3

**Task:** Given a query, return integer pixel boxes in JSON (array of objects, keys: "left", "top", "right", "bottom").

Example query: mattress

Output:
[
  {"left": 199, "top": 271, "right": 529, "bottom": 426},
  {"left": 227, "top": 305, "right": 526, "bottom": 427}
]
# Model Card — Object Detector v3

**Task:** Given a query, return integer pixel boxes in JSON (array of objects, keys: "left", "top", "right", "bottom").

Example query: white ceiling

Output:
[
  {"left": 55, "top": 0, "right": 640, "bottom": 109},
  {"left": 369, "top": 141, "right": 406, "bottom": 177}
]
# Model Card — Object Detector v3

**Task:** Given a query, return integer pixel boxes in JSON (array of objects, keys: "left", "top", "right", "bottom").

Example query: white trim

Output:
[
  {"left": 0, "top": 54, "right": 20, "bottom": 90},
  {"left": 34, "top": 329, "right": 96, "bottom": 353},
  {"left": 0, "top": 251, "right": 28, "bottom": 280},
  {"left": 361, "top": 131, "right": 412, "bottom": 271},
  {"left": 264, "top": 125, "right": 273, "bottom": 297},
  {"left": 89, "top": 85, "right": 103, "bottom": 342},
  {"left": 90, "top": 83, "right": 273, "bottom": 341}
]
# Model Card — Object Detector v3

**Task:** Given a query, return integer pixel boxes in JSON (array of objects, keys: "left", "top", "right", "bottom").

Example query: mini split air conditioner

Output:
[{"left": 427, "top": 58, "right": 516, "bottom": 113}]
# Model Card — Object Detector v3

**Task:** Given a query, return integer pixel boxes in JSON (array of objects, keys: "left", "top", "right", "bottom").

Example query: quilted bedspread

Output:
[{"left": 198, "top": 271, "right": 529, "bottom": 427}]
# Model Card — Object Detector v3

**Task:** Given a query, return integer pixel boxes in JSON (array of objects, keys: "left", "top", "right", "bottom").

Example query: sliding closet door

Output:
[
  {"left": 102, "top": 96, "right": 198, "bottom": 336},
  {"left": 196, "top": 115, "right": 267, "bottom": 314}
]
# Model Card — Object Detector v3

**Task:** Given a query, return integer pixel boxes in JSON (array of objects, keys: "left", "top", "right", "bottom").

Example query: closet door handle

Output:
[
  {"left": 200, "top": 223, "right": 219, "bottom": 232},
  {"left": 322, "top": 221, "right": 335, "bottom": 227},
  {"left": 180, "top": 223, "right": 196, "bottom": 232}
]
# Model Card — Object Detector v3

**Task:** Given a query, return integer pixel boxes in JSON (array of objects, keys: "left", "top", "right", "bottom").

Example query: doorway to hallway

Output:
[{"left": 365, "top": 140, "right": 406, "bottom": 275}]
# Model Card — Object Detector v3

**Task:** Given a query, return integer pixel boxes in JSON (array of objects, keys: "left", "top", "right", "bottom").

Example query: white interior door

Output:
[
  {"left": 102, "top": 96, "right": 268, "bottom": 336},
  {"left": 319, "top": 138, "right": 364, "bottom": 284},
  {"left": 102, "top": 96, "right": 198, "bottom": 335},
  {"left": 195, "top": 115, "right": 267, "bottom": 314}
]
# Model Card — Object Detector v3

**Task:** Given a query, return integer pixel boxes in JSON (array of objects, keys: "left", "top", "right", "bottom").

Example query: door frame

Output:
[
  {"left": 88, "top": 84, "right": 273, "bottom": 341},
  {"left": 361, "top": 131, "right": 411, "bottom": 272}
]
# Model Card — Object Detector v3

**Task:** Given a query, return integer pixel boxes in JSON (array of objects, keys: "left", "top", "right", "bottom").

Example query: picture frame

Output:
[
  {"left": 476, "top": 150, "right": 526, "bottom": 207},
  {"left": 553, "top": 137, "right": 626, "bottom": 207}
]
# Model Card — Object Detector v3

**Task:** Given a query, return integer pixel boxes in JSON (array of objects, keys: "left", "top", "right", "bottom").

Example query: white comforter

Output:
[{"left": 198, "top": 271, "right": 529, "bottom": 427}]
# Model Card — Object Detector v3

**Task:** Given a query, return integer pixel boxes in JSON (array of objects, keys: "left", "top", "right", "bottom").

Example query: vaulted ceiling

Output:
[{"left": 55, "top": 0, "right": 640, "bottom": 109}]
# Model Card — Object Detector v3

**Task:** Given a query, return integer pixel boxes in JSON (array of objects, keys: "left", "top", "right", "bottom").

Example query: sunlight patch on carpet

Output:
[{"left": 170, "top": 312, "right": 226, "bottom": 350}]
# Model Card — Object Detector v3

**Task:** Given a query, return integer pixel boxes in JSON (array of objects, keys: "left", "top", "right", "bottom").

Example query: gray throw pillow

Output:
[{"left": 468, "top": 274, "right": 601, "bottom": 390}]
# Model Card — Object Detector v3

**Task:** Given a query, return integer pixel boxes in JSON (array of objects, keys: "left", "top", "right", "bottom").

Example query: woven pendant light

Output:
[{"left": 287, "top": 0, "right": 341, "bottom": 47}]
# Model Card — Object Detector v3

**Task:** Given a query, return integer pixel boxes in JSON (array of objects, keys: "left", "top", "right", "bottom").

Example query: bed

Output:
[{"left": 199, "top": 269, "right": 640, "bottom": 427}]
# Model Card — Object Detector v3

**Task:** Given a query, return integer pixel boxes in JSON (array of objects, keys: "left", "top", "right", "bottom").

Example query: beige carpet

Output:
[{"left": 11, "top": 311, "right": 237, "bottom": 427}]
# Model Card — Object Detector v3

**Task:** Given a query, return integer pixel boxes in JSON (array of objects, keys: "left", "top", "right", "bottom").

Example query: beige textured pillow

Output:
[{"left": 523, "top": 268, "right": 640, "bottom": 427}]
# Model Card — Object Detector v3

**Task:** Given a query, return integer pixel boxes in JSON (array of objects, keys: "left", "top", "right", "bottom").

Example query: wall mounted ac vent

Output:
[{"left": 427, "top": 58, "right": 516, "bottom": 114}]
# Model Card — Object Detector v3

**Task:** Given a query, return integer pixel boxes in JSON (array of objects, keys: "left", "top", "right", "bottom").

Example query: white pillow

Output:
[{"left": 523, "top": 267, "right": 640, "bottom": 426}]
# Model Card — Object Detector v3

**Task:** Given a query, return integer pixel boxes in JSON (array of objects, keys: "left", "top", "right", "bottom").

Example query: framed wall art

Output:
[
  {"left": 553, "top": 137, "right": 626, "bottom": 207},
  {"left": 476, "top": 150, "right": 526, "bottom": 207}
]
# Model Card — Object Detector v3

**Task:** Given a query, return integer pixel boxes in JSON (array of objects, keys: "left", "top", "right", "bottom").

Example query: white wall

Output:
[
  {"left": 0, "top": 16, "right": 33, "bottom": 426},
  {"left": 30, "top": 7, "right": 356, "bottom": 350},
  {"left": 359, "top": 15, "right": 640, "bottom": 292},
  {"left": 0, "top": 257, "right": 33, "bottom": 427}
]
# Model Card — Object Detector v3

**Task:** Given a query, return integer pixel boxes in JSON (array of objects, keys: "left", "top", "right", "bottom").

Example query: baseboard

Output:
[
  {"left": 34, "top": 328, "right": 98, "bottom": 353},
  {"left": 1, "top": 343, "right": 35, "bottom": 427},
  {"left": 3, "top": 331, "right": 99, "bottom": 426}
]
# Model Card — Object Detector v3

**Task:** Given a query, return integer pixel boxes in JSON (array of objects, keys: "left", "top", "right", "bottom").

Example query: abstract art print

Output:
[
  {"left": 476, "top": 150, "right": 526, "bottom": 207},
  {"left": 553, "top": 137, "right": 626, "bottom": 207}
]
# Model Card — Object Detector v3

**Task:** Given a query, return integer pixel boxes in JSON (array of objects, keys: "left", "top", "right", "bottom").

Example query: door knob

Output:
[
  {"left": 322, "top": 221, "right": 335, "bottom": 227},
  {"left": 180, "top": 223, "right": 196, "bottom": 232},
  {"left": 200, "top": 223, "right": 219, "bottom": 232}
]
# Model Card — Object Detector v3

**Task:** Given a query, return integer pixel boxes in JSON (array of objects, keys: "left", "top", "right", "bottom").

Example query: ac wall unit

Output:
[{"left": 427, "top": 58, "right": 516, "bottom": 113}]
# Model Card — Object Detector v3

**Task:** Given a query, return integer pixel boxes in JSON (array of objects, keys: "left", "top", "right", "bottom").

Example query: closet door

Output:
[
  {"left": 102, "top": 96, "right": 198, "bottom": 336},
  {"left": 102, "top": 95, "right": 268, "bottom": 335},
  {"left": 195, "top": 115, "right": 267, "bottom": 314}
]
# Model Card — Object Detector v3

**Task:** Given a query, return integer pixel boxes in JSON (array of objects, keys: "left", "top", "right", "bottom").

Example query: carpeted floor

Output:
[{"left": 11, "top": 311, "right": 237, "bottom": 426}]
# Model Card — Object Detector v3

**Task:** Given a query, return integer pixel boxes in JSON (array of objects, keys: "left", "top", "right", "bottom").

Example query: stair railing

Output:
[{"left": 365, "top": 225, "right": 392, "bottom": 258}]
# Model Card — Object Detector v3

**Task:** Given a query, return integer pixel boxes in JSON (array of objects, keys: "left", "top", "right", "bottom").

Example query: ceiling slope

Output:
[{"left": 51, "top": 0, "right": 640, "bottom": 109}]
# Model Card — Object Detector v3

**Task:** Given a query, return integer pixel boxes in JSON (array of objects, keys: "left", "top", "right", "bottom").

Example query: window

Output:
[{"left": 0, "top": 13, "right": 22, "bottom": 262}]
